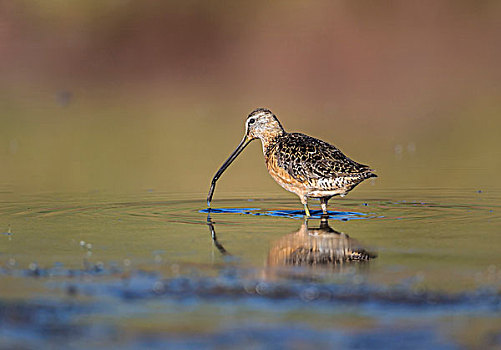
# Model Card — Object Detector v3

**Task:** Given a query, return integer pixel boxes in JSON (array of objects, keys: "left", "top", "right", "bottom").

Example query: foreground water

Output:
[{"left": 1, "top": 189, "right": 500, "bottom": 349}]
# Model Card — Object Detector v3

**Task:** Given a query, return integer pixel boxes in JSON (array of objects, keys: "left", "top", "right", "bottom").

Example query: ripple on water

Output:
[
  {"left": 200, "top": 207, "right": 378, "bottom": 220},
  {"left": 2, "top": 190, "right": 498, "bottom": 225}
]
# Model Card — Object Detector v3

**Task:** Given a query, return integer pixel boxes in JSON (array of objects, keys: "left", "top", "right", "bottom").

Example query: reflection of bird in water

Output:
[
  {"left": 207, "top": 215, "right": 230, "bottom": 257},
  {"left": 267, "top": 216, "right": 376, "bottom": 268},
  {"left": 207, "top": 215, "right": 376, "bottom": 268},
  {"left": 207, "top": 108, "right": 377, "bottom": 217}
]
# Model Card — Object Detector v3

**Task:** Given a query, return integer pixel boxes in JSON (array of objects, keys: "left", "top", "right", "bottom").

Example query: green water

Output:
[
  {"left": 1, "top": 189, "right": 500, "bottom": 348},
  {"left": 1, "top": 98, "right": 501, "bottom": 348}
]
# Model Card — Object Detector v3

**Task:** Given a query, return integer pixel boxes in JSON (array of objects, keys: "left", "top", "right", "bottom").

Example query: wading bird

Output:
[{"left": 207, "top": 108, "right": 376, "bottom": 217}]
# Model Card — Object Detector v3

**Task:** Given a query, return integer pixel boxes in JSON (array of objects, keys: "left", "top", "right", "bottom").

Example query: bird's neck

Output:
[{"left": 261, "top": 132, "right": 285, "bottom": 159}]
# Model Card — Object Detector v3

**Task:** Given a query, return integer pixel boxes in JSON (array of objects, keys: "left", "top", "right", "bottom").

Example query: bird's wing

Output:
[{"left": 274, "top": 133, "right": 372, "bottom": 183}]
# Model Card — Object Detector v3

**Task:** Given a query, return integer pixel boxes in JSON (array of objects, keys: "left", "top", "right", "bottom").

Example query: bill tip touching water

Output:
[{"left": 207, "top": 108, "right": 377, "bottom": 216}]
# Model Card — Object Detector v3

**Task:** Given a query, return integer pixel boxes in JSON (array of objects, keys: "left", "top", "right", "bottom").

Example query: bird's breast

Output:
[{"left": 265, "top": 152, "right": 308, "bottom": 196}]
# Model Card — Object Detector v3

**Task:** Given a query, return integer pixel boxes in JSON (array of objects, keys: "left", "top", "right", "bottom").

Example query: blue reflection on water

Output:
[{"left": 200, "top": 208, "right": 373, "bottom": 220}]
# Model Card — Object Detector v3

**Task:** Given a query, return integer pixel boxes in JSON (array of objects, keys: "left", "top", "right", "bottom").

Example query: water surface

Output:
[{"left": 1, "top": 189, "right": 500, "bottom": 349}]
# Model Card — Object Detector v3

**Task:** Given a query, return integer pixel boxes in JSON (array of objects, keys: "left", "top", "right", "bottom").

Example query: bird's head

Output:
[{"left": 245, "top": 108, "right": 285, "bottom": 142}]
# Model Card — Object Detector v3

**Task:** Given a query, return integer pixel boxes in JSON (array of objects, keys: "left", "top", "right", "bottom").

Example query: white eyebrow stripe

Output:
[{"left": 247, "top": 112, "right": 266, "bottom": 121}]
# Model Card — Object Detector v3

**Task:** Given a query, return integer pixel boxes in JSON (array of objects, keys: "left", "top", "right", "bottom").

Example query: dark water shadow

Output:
[{"left": 201, "top": 207, "right": 372, "bottom": 220}]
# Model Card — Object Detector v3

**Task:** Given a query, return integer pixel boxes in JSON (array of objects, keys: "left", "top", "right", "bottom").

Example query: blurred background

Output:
[{"left": 1, "top": 0, "right": 500, "bottom": 195}]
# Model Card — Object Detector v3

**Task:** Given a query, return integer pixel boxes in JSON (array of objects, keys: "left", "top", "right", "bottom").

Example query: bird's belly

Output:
[
  {"left": 269, "top": 169, "right": 308, "bottom": 196},
  {"left": 307, "top": 189, "right": 347, "bottom": 197},
  {"left": 307, "top": 176, "right": 365, "bottom": 197},
  {"left": 306, "top": 177, "right": 346, "bottom": 197},
  {"left": 266, "top": 158, "right": 308, "bottom": 198}
]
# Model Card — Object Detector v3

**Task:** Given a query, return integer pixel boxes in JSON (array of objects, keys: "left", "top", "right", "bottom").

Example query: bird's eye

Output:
[{"left": 248, "top": 118, "right": 255, "bottom": 125}]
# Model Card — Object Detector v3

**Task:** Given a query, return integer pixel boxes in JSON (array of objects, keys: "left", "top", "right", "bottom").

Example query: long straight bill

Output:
[{"left": 207, "top": 135, "right": 252, "bottom": 206}]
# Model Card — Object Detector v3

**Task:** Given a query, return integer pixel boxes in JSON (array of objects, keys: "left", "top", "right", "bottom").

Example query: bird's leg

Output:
[
  {"left": 301, "top": 196, "right": 311, "bottom": 217},
  {"left": 303, "top": 203, "right": 311, "bottom": 217},
  {"left": 320, "top": 197, "right": 328, "bottom": 215}
]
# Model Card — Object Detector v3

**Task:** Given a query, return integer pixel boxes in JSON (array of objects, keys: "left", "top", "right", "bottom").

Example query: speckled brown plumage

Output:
[
  {"left": 207, "top": 108, "right": 377, "bottom": 216},
  {"left": 265, "top": 132, "right": 376, "bottom": 196}
]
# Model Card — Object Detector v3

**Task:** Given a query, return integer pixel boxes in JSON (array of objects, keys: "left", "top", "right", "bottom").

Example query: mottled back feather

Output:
[{"left": 266, "top": 133, "right": 376, "bottom": 189}]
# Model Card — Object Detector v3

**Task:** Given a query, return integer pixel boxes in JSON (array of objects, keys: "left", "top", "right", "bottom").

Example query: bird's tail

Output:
[{"left": 363, "top": 170, "right": 377, "bottom": 179}]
